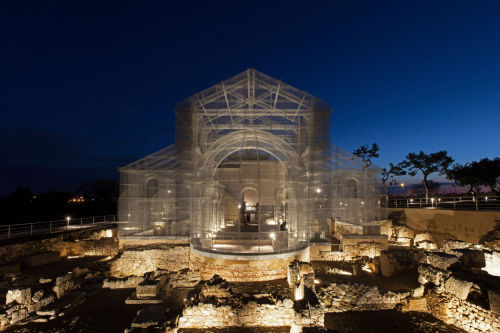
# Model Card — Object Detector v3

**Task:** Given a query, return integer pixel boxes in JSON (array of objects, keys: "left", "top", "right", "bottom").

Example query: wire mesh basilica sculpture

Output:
[{"left": 118, "top": 69, "right": 383, "bottom": 256}]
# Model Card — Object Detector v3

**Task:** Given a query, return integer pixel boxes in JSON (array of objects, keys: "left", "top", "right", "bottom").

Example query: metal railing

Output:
[
  {"left": 387, "top": 196, "right": 500, "bottom": 211},
  {"left": 0, "top": 215, "right": 116, "bottom": 240}
]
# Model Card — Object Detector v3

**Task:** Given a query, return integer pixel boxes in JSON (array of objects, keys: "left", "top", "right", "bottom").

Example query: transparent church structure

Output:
[{"left": 118, "top": 69, "right": 384, "bottom": 256}]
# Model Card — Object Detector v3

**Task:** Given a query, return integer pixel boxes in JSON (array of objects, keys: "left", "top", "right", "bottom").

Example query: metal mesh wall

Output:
[{"left": 118, "top": 69, "right": 384, "bottom": 254}]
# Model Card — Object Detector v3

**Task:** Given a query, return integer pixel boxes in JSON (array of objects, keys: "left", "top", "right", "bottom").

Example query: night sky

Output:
[{"left": 1, "top": 1, "right": 500, "bottom": 195}]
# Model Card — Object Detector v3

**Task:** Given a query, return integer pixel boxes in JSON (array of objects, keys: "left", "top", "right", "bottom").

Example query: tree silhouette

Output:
[
  {"left": 380, "top": 163, "right": 406, "bottom": 200},
  {"left": 352, "top": 143, "right": 380, "bottom": 170},
  {"left": 447, "top": 162, "right": 481, "bottom": 194},
  {"left": 401, "top": 150, "right": 453, "bottom": 202}
]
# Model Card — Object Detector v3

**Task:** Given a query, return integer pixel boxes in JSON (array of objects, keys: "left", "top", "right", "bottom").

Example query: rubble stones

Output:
[
  {"left": 53, "top": 273, "right": 75, "bottom": 298},
  {"left": 179, "top": 301, "right": 295, "bottom": 328},
  {"left": 6, "top": 288, "right": 31, "bottom": 305},
  {"left": 426, "top": 289, "right": 500, "bottom": 333},
  {"left": 418, "top": 264, "right": 449, "bottom": 286},
  {"left": 442, "top": 239, "right": 474, "bottom": 251},
  {"left": 317, "top": 283, "right": 410, "bottom": 312},
  {"left": 102, "top": 276, "right": 144, "bottom": 289},
  {"left": 167, "top": 270, "right": 201, "bottom": 289},
  {"left": 31, "top": 290, "right": 44, "bottom": 303}
]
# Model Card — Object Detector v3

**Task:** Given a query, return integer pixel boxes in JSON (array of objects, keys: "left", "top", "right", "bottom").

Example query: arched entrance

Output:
[{"left": 190, "top": 129, "right": 311, "bottom": 255}]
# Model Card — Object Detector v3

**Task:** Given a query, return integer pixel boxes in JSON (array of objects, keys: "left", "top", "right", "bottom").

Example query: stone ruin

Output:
[{"left": 0, "top": 213, "right": 499, "bottom": 332}]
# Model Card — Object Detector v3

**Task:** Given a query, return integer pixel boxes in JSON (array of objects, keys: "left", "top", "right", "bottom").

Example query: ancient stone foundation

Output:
[
  {"left": 109, "top": 244, "right": 190, "bottom": 277},
  {"left": 189, "top": 247, "right": 310, "bottom": 282}
]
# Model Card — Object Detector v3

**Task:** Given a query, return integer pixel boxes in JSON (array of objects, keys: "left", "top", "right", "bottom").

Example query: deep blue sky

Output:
[{"left": 1, "top": 1, "right": 500, "bottom": 195}]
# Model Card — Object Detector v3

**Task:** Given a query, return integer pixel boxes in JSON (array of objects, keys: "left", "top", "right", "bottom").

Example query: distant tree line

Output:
[
  {"left": 353, "top": 144, "right": 500, "bottom": 201},
  {"left": 0, "top": 179, "right": 117, "bottom": 225}
]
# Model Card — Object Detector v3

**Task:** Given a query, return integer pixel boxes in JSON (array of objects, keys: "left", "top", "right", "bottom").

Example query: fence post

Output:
[
  {"left": 475, "top": 196, "right": 479, "bottom": 211},
  {"left": 92, "top": 217, "right": 95, "bottom": 224},
  {"left": 395, "top": 200, "right": 398, "bottom": 208},
  {"left": 419, "top": 198, "right": 422, "bottom": 208},
  {"left": 50, "top": 222, "right": 52, "bottom": 233},
  {"left": 30, "top": 223, "right": 33, "bottom": 235},
  {"left": 453, "top": 197, "right": 456, "bottom": 209},
  {"left": 8, "top": 225, "right": 11, "bottom": 238},
  {"left": 81, "top": 218, "right": 83, "bottom": 229}
]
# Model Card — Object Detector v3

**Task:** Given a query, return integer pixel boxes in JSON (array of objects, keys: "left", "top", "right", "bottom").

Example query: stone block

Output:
[
  {"left": 413, "top": 285, "right": 425, "bottom": 298},
  {"left": 32, "top": 290, "right": 44, "bottom": 303},
  {"left": 21, "top": 251, "right": 60, "bottom": 267},
  {"left": 418, "top": 264, "right": 447, "bottom": 286},
  {"left": 39, "top": 278, "right": 52, "bottom": 284},
  {"left": 488, "top": 290, "right": 500, "bottom": 315},
  {"left": 125, "top": 292, "right": 163, "bottom": 304},
  {"left": 416, "top": 240, "right": 437, "bottom": 250},
  {"left": 53, "top": 273, "right": 75, "bottom": 298},
  {"left": 444, "top": 277, "right": 473, "bottom": 300},
  {"left": 402, "top": 298, "right": 429, "bottom": 312},
  {"left": 414, "top": 232, "right": 433, "bottom": 243},
  {"left": 380, "top": 253, "right": 400, "bottom": 277},
  {"left": 136, "top": 283, "right": 158, "bottom": 298},
  {"left": 36, "top": 308, "right": 59, "bottom": 316},
  {"left": 102, "top": 276, "right": 144, "bottom": 289},
  {"left": 426, "top": 252, "right": 459, "bottom": 270},
  {"left": 484, "top": 251, "right": 500, "bottom": 276},
  {"left": 72, "top": 266, "right": 91, "bottom": 278}
]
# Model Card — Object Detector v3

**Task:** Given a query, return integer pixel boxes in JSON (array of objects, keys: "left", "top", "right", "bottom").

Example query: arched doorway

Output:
[{"left": 190, "top": 130, "right": 310, "bottom": 255}]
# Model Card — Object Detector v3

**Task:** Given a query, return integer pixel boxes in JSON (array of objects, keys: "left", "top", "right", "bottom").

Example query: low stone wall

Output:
[
  {"left": 189, "top": 248, "right": 309, "bottom": 282},
  {"left": 179, "top": 300, "right": 294, "bottom": 328},
  {"left": 385, "top": 208, "right": 500, "bottom": 245},
  {"left": 0, "top": 227, "right": 118, "bottom": 264},
  {"left": 317, "top": 241, "right": 388, "bottom": 261},
  {"left": 178, "top": 273, "right": 323, "bottom": 330},
  {"left": 109, "top": 244, "right": 189, "bottom": 277},
  {"left": 427, "top": 289, "right": 500, "bottom": 333},
  {"left": 317, "top": 283, "right": 410, "bottom": 312},
  {"left": 410, "top": 247, "right": 500, "bottom": 333}
]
